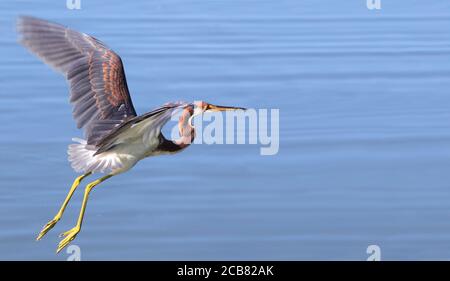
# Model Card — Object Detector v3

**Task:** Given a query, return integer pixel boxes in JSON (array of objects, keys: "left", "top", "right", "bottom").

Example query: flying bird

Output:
[{"left": 17, "top": 16, "right": 245, "bottom": 253}]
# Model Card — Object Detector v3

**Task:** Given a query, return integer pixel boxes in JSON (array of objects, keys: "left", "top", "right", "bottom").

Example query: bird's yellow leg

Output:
[
  {"left": 56, "top": 174, "right": 113, "bottom": 253},
  {"left": 36, "top": 172, "right": 92, "bottom": 241}
]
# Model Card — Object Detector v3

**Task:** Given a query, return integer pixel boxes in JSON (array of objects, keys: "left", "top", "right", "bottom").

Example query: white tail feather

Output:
[{"left": 68, "top": 138, "right": 123, "bottom": 174}]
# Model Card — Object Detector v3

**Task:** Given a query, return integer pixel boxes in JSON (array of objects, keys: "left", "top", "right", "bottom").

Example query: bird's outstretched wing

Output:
[
  {"left": 17, "top": 16, "right": 137, "bottom": 146},
  {"left": 94, "top": 102, "right": 188, "bottom": 155}
]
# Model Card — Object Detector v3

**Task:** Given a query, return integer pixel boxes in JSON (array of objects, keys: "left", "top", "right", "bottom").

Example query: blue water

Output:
[{"left": 1, "top": 0, "right": 450, "bottom": 260}]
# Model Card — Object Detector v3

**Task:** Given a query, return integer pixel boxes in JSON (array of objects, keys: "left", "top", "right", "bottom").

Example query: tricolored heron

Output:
[{"left": 17, "top": 16, "right": 245, "bottom": 253}]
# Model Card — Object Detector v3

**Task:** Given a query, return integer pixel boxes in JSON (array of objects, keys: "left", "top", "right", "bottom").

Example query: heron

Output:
[{"left": 17, "top": 16, "right": 245, "bottom": 253}]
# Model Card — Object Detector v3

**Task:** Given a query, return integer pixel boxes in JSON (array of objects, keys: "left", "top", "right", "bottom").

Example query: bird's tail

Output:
[{"left": 68, "top": 138, "right": 122, "bottom": 174}]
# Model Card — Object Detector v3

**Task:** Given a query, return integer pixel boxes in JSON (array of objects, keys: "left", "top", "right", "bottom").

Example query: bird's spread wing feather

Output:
[
  {"left": 94, "top": 102, "right": 188, "bottom": 155},
  {"left": 17, "top": 16, "right": 137, "bottom": 146}
]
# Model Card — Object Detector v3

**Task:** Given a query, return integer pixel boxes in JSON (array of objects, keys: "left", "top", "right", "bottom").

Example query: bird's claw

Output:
[
  {"left": 57, "top": 226, "right": 80, "bottom": 253},
  {"left": 36, "top": 217, "right": 60, "bottom": 241},
  {"left": 59, "top": 228, "right": 73, "bottom": 238}
]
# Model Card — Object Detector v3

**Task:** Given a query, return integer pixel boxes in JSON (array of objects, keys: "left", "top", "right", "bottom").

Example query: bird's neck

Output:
[
  {"left": 158, "top": 106, "right": 195, "bottom": 153},
  {"left": 175, "top": 106, "right": 196, "bottom": 147}
]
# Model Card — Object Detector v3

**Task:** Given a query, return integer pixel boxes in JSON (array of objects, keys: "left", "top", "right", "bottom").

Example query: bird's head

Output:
[
  {"left": 187, "top": 101, "right": 246, "bottom": 128},
  {"left": 192, "top": 101, "right": 246, "bottom": 117}
]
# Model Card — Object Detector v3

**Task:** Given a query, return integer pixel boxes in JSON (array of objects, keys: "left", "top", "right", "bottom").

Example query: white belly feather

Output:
[{"left": 68, "top": 124, "right": 163, "bottom": 175}]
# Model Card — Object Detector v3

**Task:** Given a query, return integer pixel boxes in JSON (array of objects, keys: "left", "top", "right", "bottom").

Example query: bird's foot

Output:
[
  {"left": 36, "top": 216, "right": 60, "bottom": 241},
  {"left": 57, "top": 226, "right": 80, "bottom": 253}
]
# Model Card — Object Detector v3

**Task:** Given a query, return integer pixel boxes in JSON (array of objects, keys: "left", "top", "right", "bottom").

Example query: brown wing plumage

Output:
[{"left": 17, "top": 16, "right": 137, "bottom": 146}]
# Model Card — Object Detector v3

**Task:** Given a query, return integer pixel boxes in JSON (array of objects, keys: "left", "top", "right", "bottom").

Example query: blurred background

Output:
[{"left": 1, "top": 0, "right": 450, "bottom": 260}]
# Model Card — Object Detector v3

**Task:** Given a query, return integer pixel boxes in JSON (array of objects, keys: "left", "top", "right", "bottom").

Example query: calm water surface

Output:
[{"left": 1, "top": 0, "right": 450, "bottom": 260}]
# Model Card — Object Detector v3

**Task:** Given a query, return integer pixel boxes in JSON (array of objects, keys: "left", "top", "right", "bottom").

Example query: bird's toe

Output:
[
  {"left": 36, "top": 218, "right": 59, "bottom": 241},
  {"left": 56, "top": 227, "right": 80, "bottom": 253}
]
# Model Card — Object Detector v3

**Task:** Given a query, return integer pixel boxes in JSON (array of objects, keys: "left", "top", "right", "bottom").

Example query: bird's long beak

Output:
[{"left": 206, "top": 104, "right": 246, "bottom": 112}]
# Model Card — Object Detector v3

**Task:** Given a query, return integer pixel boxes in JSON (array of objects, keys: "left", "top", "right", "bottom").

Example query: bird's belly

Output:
[{"left": 105, "top": 138, "right": 160, "bottom": 174}]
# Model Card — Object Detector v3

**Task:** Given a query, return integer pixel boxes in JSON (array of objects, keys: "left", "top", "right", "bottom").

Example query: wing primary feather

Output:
[{"left": 17, "top": 16, "right": 138, "bottom": 146}]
